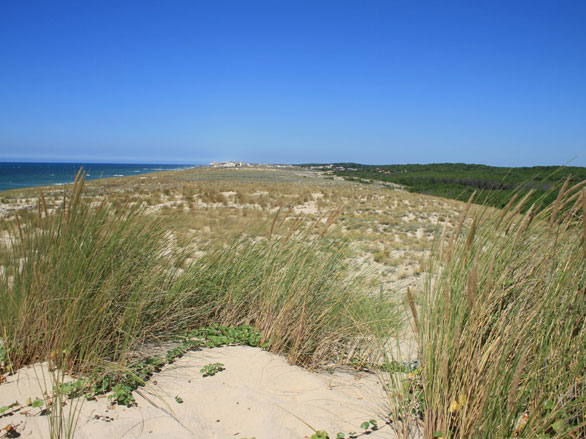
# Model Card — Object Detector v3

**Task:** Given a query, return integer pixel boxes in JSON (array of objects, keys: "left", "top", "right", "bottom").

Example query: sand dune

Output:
[{"left": 1, "top": 346, "right": 397, "bottom": 439}]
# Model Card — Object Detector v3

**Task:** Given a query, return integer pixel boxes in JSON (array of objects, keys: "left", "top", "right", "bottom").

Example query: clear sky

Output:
[{"left": 1, "top": 1, "right": 585, "bottom": 166}]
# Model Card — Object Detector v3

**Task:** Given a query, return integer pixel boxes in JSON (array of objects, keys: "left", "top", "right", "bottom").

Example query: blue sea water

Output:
[{"left": 0, "top": 162, "right": 195, "bottom": 192}]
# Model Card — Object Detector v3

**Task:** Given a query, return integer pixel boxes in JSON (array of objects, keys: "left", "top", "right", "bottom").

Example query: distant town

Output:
[
  {"left": 209, "top": 161, "right": 295, "bottom": 169},
  {"left": 208, "top": 162, "right": 391, "bottom": 173}
]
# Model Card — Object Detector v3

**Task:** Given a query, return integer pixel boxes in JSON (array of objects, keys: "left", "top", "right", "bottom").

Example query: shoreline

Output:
[{"left": 0, "top": 163, "right": 201, "bottom": 194}]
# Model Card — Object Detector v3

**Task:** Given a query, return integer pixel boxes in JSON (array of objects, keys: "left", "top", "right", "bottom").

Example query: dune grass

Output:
[
  {"left": 0, "top": 172, "right": 183, "bottom": 373},
  {"left": 0, "top": 172, "right": 398, "bottom": 379},
  {"left": 413, "top": 182, "right": 586, "bottom": 438},
  {"left": 170, "top": 209, "right": 402, "bottom": 368}
]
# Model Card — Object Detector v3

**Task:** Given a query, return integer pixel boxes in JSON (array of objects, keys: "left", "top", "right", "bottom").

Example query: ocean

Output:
[{"left": 0, "top": 162, "right": 195, "bottom": 192}]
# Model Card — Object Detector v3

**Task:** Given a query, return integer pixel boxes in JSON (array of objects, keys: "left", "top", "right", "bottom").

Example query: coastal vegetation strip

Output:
[{"left": 301, "top": 162, "right": 586, "bottom": 210}]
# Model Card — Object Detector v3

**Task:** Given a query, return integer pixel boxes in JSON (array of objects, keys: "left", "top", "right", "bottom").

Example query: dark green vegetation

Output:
[{"left": 301, "top": 162, "right": 586, "bottom": 210}]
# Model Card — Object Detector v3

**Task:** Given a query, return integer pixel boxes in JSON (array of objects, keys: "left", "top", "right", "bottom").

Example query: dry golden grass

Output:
[{"left": 0, "top": 166, "right": 467, "bottom": 297}]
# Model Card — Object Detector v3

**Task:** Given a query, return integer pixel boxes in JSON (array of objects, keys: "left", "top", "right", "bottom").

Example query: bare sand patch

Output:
[{"left": 0, "top": 347, "right": 395, "bottom": 439}]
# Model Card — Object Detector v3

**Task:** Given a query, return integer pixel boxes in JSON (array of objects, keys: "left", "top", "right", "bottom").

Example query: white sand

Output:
[{"left": 1, "top": 347, "right": 396, "bottom": 439}]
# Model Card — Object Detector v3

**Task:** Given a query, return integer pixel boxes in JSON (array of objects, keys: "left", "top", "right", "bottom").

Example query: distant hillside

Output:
[{"left": 300, "top": 162, "right": 586, "bottom": 210}]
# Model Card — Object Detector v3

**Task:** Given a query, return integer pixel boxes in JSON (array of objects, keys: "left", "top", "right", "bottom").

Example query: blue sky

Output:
[{"left": 1, "top": 1, "right": 585, "bottom": 166}]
